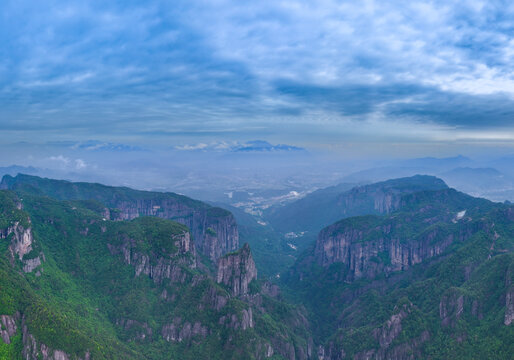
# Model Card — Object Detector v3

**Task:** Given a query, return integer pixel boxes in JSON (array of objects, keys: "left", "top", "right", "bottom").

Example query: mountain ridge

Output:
[{"left": 1, "top": 174, "right": 238, "bottom": 262}]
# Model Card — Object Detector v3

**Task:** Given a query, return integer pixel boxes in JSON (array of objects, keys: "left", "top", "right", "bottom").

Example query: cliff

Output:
[
  {"left": 313, "top": 189, "right": 492, "bottom": 281},
  {"left": 0, "top": 189, "right": 314, "bottom": 359},
  {"left": 1, "top": 174, "right": 239, "bottom": 261},
  {"left": 0, "top": 192, "right": 44, "bottom": 274},
  {"left": 0, "top": 312, "right": 91, "bottom": 360},
  {"left": 287, "top": 184, "right": 514, "bottom": 360},
  {"left": 216, "top": 243, "right": 257, "bottom": 296},
  {"left": 106, "top": 218, "right": 196, "bottom": 284},
  {"left": 314, "top": 216, "right": 476, "bottom": 281}
]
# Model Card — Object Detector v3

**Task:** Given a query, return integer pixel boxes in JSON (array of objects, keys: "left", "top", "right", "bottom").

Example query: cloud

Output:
[
  {"left": 49, "top": 155, "right": 70, "bottom": 165},
  {"left": 274, "top": 80, "right": 514, "bottom": 128},
  {"left": 75, "top": 159, "right": 87, "bottom": 169},
  {"left": 175, "top": 143, "right": 209, "bottom": 151},
  {"left": 1, "top": 0, "right": 514, "bottom": 147}
]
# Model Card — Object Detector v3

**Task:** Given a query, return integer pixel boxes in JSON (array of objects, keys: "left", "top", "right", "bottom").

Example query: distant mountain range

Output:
[{"left": 174, "top": 140, "right": 305, "bottom": 153}]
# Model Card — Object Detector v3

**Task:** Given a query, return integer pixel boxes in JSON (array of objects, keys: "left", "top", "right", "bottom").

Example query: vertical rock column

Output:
[{"left": 216, "top": 243, "right": 257, "bottom": 296}]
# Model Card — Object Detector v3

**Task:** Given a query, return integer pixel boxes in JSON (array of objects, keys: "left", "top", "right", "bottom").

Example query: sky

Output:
[{"left": 1, "top": 0, "right": 514, "bottom": 154}]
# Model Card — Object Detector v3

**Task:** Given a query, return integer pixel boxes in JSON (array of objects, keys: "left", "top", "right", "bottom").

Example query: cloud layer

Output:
[{"left": 1, "top": 0, "right": 514, "bottom": 147}]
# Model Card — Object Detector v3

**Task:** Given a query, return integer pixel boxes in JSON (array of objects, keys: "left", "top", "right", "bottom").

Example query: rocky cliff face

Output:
[
  {"left": 161, "top": 318, "right": 209, "bottom": 342},
  {"left": 505, "top": 263, "right": 514, "bottom": 326},
  {"left": 0, "top": 220, "right": 44, "bottom": 274},
  {"left": 22, "top": 318, "right": 91, "bottom": 360},
  {"left": 116, "top": 319, "right": 153, "bottom": 342},
  {"left": 313, "top": 188, "right": 490, "bottom": 282},
  {"left": 505, "top": 287, "right": 514, "bottom": 326},
  {"left": 440, "top": 291, "right": 465, "bottom": 327},
  {"left": 107, "top": 230, "right": 196, "bottom": 284},
  {"left": 320, "top": 303, "right": 429, "bottom": 360},
  {"left": 0, "top": 313, "right": 18, "bottom": 345},
  {"left": 314, "top": 218, "right": 476, "bottom": 281},
  {"left": 0, "top": 312, "right": 90, "bottom": 360},
  {"left": 113, "top": 200, "right": 239, "bottom": 262},
  {"left": 1, "top": 174, "right": 239, "bottom": 262},
  {"left": 216, "top": 243, "right": 257, "bottom": 297}
]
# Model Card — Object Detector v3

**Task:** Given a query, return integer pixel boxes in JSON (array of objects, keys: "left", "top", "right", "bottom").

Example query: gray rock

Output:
[{"left": 216, "top": 243, "right": 257, "bottom": 296}]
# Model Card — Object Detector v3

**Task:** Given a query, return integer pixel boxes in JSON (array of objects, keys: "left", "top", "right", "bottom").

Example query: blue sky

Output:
[{"left": 1, "top": 0, "right": 514, "bottom": 151}]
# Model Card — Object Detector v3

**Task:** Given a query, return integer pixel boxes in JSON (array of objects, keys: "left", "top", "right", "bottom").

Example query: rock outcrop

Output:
[
  {"left": 218, "top": 308, "right": 254, "bottom": 330},
  {"left": 21, "top": 318, "right": 91, "bottom": 360},
  {"left": 216, "top": 243, "right": 257, "bottom": 296},
  {"left": 0, "top": 313, "right": 19, "bottom": 344},
  {"left": 161, "top": 318, "right": 209, "bottom": 342},
  {"left": 321, "top": 303, "right": 430, "bottom": 360},
  {"left": 373, "top": 305, "right": 411, "bottom": 348},
  {"left": 109, "top": 199, "right": 239, "bottom": 261},
  {"left": 0, "top": 221, "right": 44, "bottom": 274},
  {"left": 0, "top": 313, "right": 91, "bottom": 360},
  {"left": 107, "top": 230, "right": 195, "bottom": 284},
  {"left": 268, "top": 175, "right": 448, "bottom": 234},
  {"left": 353, "top": 330, "right": 430, "bottom": 360},
  {"left": 339, "top": 175, "right": 448, "bottom": 213},
  {"left": 505, "top": 264, "right": 514, "bottom": 326},
  {"left": 0, "top": 314, "right": 92, "bottom": 360},
  {"left": 116, "top": 319, "right": 153, "bottom": 341},
  {"left": 440, "top": 290, "right": 465, "bottom": 327},
  {"left": 505, "top": 287, "right": 514, "bottom": 326}
]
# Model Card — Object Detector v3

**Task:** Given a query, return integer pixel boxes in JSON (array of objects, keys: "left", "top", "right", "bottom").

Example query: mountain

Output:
[
  {"left": 70, "top": 140, "right": 145, "bottom": 152},
  {"left": 339, "top": 156, "right": 473, "bottom": 184},
  {"left": 439, "top": 167, "right": 514, "bottom": 200},
  {"left": 265, "top": 175, "right": 448, "bottom": 236},
  {"left": 284, "top": 184, "right": 514, "bottom": 359},
  {"left": 1, "top": 174, "right": 238, "bottom": 262},
  {"left": 231, "top": 141, "right": 305, "bottom": 153},
  {"left": 209, "top": 201, "right": 297, "bottom": 278},
  {"left": 1, "top": 174, "right": 513, "bottom": 359},
  {"left": 399, "top": 155, "right": 472, "bottom": 170},
  {"left": 0, "top": 186, "right": 313, "bottom": 359},
  {"left": 0, "top": 165, "right": 39, "bottom": 178},
  {"left": 174, "top": 140, "right": 306, "bottom": 153}
]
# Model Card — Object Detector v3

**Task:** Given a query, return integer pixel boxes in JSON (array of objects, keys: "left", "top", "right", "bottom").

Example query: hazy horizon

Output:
[{"left": 2, "top": 0, "right": 514, "bottom": 213}]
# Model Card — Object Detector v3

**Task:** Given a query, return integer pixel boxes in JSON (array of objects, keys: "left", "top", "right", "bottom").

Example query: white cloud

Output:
[
  {"left": 175, "top": 143, "right": 209, "bottom": 151},
  {"left": 75, "top": 159, "right": 87, "bottom": 169},
  {"left": 49, "top": 155, "right": 70, "bottom": 165}
]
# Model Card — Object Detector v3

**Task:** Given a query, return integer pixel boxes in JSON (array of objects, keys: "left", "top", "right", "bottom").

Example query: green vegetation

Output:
[
  {"left": 264, "top": 175, "right": 448, "bottom": 234},
  {"left": 205, "top": 227, "right": 217, "bottom": 236},
  {"left": 1, "top": 174, "right": 513, "bottom": 359},
  {"left": 1, "top": 174, "right": 207, "bottom": 210},
  {"left": 283, "top": 186, "right": 514, "bottom": 358},
  {"left": 0, "top": 189, "right": 310, "bottom": 359}
]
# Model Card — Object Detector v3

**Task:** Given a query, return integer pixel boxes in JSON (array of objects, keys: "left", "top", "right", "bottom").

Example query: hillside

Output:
[
  {"left": 264, "top": 175, "right": 447, "bottom": 236},
  {"left": 1, "top": 175, "right": 513, "bottom": 359},
  {"left": 0, "top": 189, "right": 313, "bottom": 359},
  {"left": 284, "top": 186, "right": 514, "bottom": 359},
  {"left": 1, "top": 174, "right": 238, "bottom": 262}
]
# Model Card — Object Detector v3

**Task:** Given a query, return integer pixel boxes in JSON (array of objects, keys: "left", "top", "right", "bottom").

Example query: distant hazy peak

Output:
[
  {"left": 174, "top": 140, "right": 305, "bottom": 152},
  {"left": 355, "top": 174, "right": 449, "bottom": 192}
]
